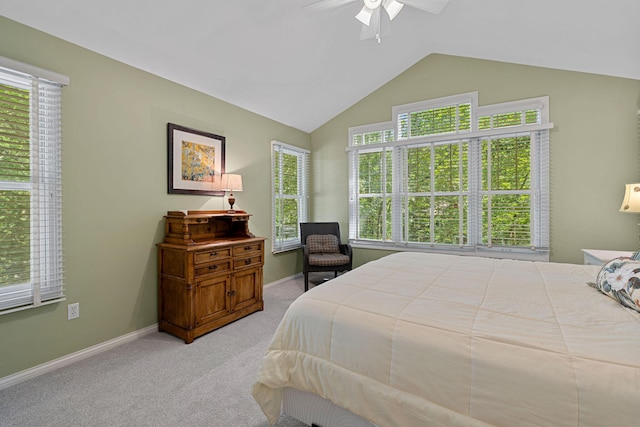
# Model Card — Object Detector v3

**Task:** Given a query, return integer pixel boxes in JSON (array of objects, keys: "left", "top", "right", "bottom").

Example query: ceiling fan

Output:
[{"left": 305, "top": 0, "right": 451, "bottom": 43}]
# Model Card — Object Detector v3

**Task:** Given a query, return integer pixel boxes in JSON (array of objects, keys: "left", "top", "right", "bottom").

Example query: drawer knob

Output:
[
  {"left": 245, "top": 259, "right": 251, "bottom": 265},
  {"left": 244, "top": 246, "right": 251, "bottom": 250},
  {"left": 209, "top": 265, "right": 218, "bottom": 270},
  {"left": 210, "top": 252, "right": 217, "bottom": 256}
]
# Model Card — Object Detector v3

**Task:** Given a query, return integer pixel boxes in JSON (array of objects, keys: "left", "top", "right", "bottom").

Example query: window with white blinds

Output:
[
  {"left": 348, "top": 92, "right": 552, "bottom": 260},
  {"left": 271, "top": 140, "right": 310, "bottom": 253},
  {"left": 0, "top": 57, "right": 67, "bottom": 313}
]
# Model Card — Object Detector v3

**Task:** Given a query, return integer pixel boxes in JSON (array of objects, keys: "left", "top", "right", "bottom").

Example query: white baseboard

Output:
[
  {"left": 0, "top": 323, "right": 158, "bottom": 391},
  {"left": 264, "top": 273, "right": 301, "bottom": 288}
]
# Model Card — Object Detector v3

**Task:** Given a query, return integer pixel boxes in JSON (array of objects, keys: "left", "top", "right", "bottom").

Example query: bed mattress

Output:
[{"left": 252, "top": 252, "right": 640, "bottom": 426}]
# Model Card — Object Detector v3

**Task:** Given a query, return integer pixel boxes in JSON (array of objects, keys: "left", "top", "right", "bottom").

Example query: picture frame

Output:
[{"left": 167, "top": 123, "right": 226, "bottom": 195}]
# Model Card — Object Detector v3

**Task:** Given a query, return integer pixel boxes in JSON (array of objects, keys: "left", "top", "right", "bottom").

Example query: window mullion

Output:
[
  {"left": 348, "top": 150, "right": 358, "bottom": 240},
  {"left": 277, "top": 148, "right": 284, "bottom": 248},
  {"left": 486, "top": 138, "right": 492, "bottom": 246},
  {"left": 467, "top": 138, "right": 481, "bottom": 247},
  {"left": 429, "top": 143, "right": 435, "bottom": 245},
  {"left": 391, "top": 147, "right": 402, "bottom": 242},
  {"left": 271, "top": 146, "right": 278, "bottom": 248},
  {"left": 457, "top": 140, "right": 464, "bottom": 246},
  {"left": 530, "top": 131, "right": 541, "bottom": 248},
  {"left": 379, "top": 149, "right": 385, "bottom": 241},
  {"left": 402, "top": 146, "right": 408, "bottom": 243},
  {"left": 30, "top": 78, "right": 41, "bottom": 305}
]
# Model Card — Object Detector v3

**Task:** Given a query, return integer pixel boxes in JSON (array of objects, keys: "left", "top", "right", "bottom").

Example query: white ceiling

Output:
[{"left": 1, "top": 0, "right": 638, "bottom": 133}]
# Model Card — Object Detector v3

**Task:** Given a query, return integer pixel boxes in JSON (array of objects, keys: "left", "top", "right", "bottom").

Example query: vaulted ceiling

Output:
[{"left": 1, "top": 0, "right": 638, "bottom": 133}]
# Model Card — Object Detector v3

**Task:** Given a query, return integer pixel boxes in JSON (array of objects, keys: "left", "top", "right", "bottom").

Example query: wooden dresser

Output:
[{"left": 157, "top": 210, "right": 265, "bottom": 343}]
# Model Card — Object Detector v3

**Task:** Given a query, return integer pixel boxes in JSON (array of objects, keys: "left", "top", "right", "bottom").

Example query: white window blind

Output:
[
  {"left": 348, "top": 93, "right": 552, "bottom": 261},
  {"left": 0, "top": 58, "right": 67, "bottom": 313},
  {"left": 271, "top": 140, "right": 309, "bottom": 254}
]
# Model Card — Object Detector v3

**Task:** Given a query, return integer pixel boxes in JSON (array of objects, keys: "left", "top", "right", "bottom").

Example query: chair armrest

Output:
[{"left": 339, "top": 243, "right": 352, "bottom": 258}]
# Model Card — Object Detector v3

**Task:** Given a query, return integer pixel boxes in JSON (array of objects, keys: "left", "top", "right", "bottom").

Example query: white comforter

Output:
[{"left": 252, "top": 252, "right": 640, "bottom": 426}]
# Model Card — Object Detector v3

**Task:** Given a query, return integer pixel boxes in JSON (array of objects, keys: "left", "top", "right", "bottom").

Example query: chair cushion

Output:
[
  {"left": 308, "top": 253, "right": 351, "bottom": 267},
  {"left": 306, "top": 234, "right": 340, "bottom": 254}
]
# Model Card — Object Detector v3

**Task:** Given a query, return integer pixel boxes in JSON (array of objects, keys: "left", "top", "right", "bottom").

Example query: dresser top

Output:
[{"left": 166, "top": 209, "right": 252, "bottom": 219}]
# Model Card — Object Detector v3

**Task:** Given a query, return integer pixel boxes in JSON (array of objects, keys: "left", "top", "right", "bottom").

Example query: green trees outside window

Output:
[
  {"left": 0, "top": 83, "right": 30, "bottom": 288},
  {"left": 274, "top": 151, "right": 301, "bottom": 241},
  {"left": 482, "top": 135, "right": 531, "bottom": 246}
]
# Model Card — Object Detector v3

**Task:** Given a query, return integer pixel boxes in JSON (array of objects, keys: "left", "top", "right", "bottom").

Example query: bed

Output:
[{"left": 252, "top": 252, "right": 640, "bottom": 426}]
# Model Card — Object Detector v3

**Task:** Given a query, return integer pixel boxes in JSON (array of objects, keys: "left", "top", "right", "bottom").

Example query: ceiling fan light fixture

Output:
[
  {"left": 363, "top": 0, "right": 382, "bottom": 8},
  {"left": 382, "top": 0, "right": 404, "bottom": 20},
  {"left": 355, "top": 6, "right": 374, "bottom": 25}
]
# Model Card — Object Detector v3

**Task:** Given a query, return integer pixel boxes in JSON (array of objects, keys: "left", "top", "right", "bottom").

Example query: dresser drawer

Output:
[
  {"left": 195, "top": 260, "right": 231, "bottom": 277},
  {"left": 233, "top": 242, "right": 263, "bottom": 257},
  {"left": 233, "top": 253, "right": 263, "bottom": 270},
  {"left": 194, "top": 247, "right": 231, "bottom": 265}
]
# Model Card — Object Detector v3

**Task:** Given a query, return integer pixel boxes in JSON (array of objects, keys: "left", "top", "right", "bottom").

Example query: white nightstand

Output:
[{"left": 581, "top": 249, "right": 635, "bottom": 266}]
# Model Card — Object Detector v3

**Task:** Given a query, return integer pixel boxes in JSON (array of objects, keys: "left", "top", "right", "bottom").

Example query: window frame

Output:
[
  {"left": 348, "top": 121, "right": 394, "bottom": 243},
  {"left": 0, "top": 56, "right": 67, "bottom": 314},
  {"left": 271, "top": 140, "right": 310, "bottom": 254},
  {"left": 348, "top": 92, "right": 552, "bottom": 261}
]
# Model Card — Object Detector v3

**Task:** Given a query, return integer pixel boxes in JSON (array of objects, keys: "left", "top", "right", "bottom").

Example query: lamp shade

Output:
[
  {"left": 218, "top": 173, "right": 243, "bottom": 192},
  {"left": 620, "top": 183, "right": 640, "bottom": 213}
]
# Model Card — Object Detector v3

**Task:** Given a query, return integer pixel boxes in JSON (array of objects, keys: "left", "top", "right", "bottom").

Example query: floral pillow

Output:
[{"left": 591, "top": 257, "right": 640, "bottom": 313}]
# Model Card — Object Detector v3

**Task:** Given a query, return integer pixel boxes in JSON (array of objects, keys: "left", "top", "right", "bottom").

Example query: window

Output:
[
  {"left": 0, "top": 57, "right": 67, "bottom": 313},
  {"left": 271, "top": 140, "right": 309, "bottom": 253},
  {"left": 348, "top": 92, "right": 552, "bottom": 260}
]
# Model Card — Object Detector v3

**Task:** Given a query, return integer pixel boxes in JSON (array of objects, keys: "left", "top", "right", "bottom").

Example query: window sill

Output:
[
  {"left": 0, "top": 297, "right": 66, "bottom": 316},
  {"left": 272, "top": 246, "right": 301, "bottom": 255},
  {"left": 350, "top": 241, "right": 549, "bottom": 262}
]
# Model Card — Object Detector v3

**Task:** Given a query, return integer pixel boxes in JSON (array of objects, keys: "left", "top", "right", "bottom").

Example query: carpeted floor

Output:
[{"left": 0, "top": 275, "right": 323, "bottom": 427}]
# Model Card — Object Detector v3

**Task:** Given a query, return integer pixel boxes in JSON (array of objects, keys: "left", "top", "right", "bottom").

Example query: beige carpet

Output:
[{"left": 0, "top": 275, "right": 327, "bottom": 427}]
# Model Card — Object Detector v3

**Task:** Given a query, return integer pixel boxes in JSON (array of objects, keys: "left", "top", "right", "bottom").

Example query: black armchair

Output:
[{"left": 300, "top": 222, "right": 353, "bottom": 292}]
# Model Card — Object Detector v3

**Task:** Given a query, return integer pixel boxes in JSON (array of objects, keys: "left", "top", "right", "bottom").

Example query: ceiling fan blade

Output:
[
  {"left": 359, "top": 7, "right": 381, "bottom": 41},
  {"left": 355, "top": 5, "right": 375, "bottom": 25},
  {"left": 303, "top": 0, "right": 359, "bottom": 12},
  {"left": 401, "top": 0, "right": 450, "bottom": 15},
  {"left": 382, "top": 0, "right": 404, "bottom": 20}
]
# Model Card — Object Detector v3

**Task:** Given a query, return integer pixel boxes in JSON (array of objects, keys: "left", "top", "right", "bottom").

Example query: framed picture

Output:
[{"left": 168, "top": 123, "right": 226, "bottom": 195}]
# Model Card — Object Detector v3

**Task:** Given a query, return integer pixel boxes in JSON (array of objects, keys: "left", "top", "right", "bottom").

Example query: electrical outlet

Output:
[{"left": 67, "top": 302, "right": 80, "bottom": 320}]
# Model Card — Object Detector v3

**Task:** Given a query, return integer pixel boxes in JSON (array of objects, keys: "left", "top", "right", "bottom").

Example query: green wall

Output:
[
  {"left": 0, "top": 16, "right": 309, "bottom": 378},
  {"left": 310, "top": 54, "right": 640, "bottom": 266}
]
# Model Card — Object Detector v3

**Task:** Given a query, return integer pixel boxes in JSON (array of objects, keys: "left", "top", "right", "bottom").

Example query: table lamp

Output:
[
  {"left": 620, "top": 182, "right": 640, "bottom": 259},
  {"left": 219, "top": 173, "right": 243, "bottom": 212}
]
